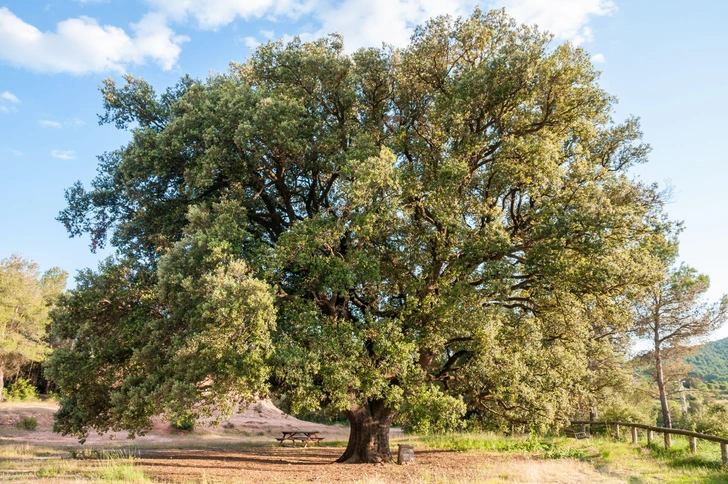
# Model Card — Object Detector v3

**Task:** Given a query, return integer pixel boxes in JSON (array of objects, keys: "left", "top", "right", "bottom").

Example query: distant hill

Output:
[{"left": 688, "top": 337, "right": 728, "bottom": 382}]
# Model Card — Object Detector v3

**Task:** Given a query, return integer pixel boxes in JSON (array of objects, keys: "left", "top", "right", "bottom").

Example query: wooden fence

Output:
[{"left": 571, "top": 420, "right": 728, "bottom": 467}]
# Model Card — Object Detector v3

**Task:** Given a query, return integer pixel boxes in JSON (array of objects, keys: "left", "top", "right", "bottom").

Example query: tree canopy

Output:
[
  {"left": 0, "top": 254, "right": 66, "bottom": 401},
  {"left": 50, "top": 9, "right": 674, "bottom": 462}
]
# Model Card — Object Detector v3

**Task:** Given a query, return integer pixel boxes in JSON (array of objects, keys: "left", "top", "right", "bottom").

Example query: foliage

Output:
[
  {"left": 4, "top": 376, "right": 39, "bottom": 401},
  {"left": 683, "top": 400, "right": 728, "bottom": 438},
  {"left": 51, "top": 8, "right": 675, "bottom": 459},
  {"left": 592, "top": 377, "right": 658, "bottom": 425},
  {"left": 543, "top": 446, "right": 587, "bottom": 460},
  {"left": 687, "top": 337, "right": 728, "bottom": 382},
  {"left": 418, "top": 432, "right": 550, "bottom": 452},
  {"left": 395, "top": 385, "right": 467, "bottom": 434},
  {"left": 69, "top": 448, "right": 140, "bottom": 460},
  {"left": 0, "top": 254, "right": 66, "bottom": 401},
  {"left": 47, "top": 253, "right": 275, "bottom": 439},
  {"left": 170, "top": 416, "right": 195, "bottom": 431},
  {"left": 16, "top": 416, "right": 38, "bottom": 430}
]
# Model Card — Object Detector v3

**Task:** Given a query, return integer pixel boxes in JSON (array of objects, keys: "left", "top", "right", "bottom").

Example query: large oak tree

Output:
[{"left": 49, "top": 9, "right": 674, "bottom": 462}]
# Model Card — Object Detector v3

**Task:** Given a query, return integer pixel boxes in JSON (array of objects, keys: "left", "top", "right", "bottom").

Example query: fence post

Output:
[
  {"left": 615, "top": 424, "right": 620, "bottom": 440},
  {"left": 664, "top": 431, "right": 671, "bottom": 450},
  {"left": 688, "top": 437, "right": 696, "bottom": 453},
  {"left": 647, "top": 430, "right": 653, "bottom": 445},
  {"left": 631, "top": 426, "right": 638, "bottom": 445},
  {"left": 722, "top": 442, "right": 728, "bottom": 468}
]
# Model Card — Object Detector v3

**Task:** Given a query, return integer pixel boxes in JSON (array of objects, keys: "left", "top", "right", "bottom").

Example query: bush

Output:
[
  {"left": 395, "top": 385, "right": 467, "bottom": 435},
  {"left": 5, "top": 377, "right": 39, "bottom": 401},
  {"left": 17, "top": 417, "right": 38, "bottom": 430},
  {"left": 170, "top": 417, "right": 195, "bottom": 431}
]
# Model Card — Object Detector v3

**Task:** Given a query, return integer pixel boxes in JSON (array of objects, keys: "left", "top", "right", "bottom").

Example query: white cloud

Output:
[
  {"left": 51, "top": 149, "right": 77, "bottom": 159},
  {"left": 0, "top": 1, "right": 615, "bottom": 75},
  {"left": 146, "top": 0, "right": 316, "bottom": 30},
  {"left": 591, "top": 53, "right": 606, "bottom": 63},
  {"left": 11, "top": 149, "right": 23, "bottom": 156},
  {"left": 1, "top": 91, "right": 20, "bottom": 103},
  {"left": 39, "top": 117, "right": 86, "bottom": 128},
  {"left": 39, "top": 119, "right": 63, "bottom": 128},
  {"left": 145, "top": 0, "right": 613, "bottom": 53},
  {"left": 0, "top": 7, "right": 188, "bottom": 74},
  {"left": 241, "top": 36, "right": 261, "bottom": 50},
  {"left": 303, "top": 0, "right": 479, "bottom": 49},
  {"left": 493, "top": 0, "right": 616, "bottom": 45},
  {"left": 0, "top": 90, "right": 20, "bottom": 113}
]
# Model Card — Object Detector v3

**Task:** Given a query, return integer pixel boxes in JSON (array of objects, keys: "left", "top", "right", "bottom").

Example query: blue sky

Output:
[{"left": 1, "top": 1, "right": 727, "bottom": 336}]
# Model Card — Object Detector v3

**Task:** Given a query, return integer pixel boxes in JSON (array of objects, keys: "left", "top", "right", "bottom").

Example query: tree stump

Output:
[{"left": 398, "top": 444, "right": 414, "bottom": 465}]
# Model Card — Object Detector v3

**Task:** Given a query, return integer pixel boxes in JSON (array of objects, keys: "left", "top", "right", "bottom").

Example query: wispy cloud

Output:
[
  {"left": 591, "top": 53, "right": 606, "bottom": 63},
  {"left": 39, "top": 117, "right": 86, "bottom": 129},
  {"left": 0, "top": 90, "right": 20, "bottom": 113},
  {"left": 51, "top": 149, "right": 76, "bottom": 159},
  {"left": 1, "top": 91, "right": 20, "bottom": 103},
  {"left": 11, "top": 149, "right": 23, "bottom": 156},
  {"left": 240, "top": 36, "right": 260, "bottom": 50},
  {"left": 39, "top": 119, "right": 63, "bottom": 128}
]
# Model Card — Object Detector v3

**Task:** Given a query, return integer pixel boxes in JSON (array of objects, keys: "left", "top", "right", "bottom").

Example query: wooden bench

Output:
[{"left": 564, "top": 428, "right": 589, "bottom": 442}]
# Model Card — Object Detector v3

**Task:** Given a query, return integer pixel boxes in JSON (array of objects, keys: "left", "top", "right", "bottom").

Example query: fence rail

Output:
[{"left": 570, "top": 420, "right": 728, "bottom": 467}]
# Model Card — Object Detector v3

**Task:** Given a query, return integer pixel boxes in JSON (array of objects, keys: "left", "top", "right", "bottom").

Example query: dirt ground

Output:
[
  {"left": 0, "top": 401, "right": 620, "bottom": 483},
  {"left": 0, "top": 400, "right": 357, "bottom": 446},
  {"left": 131, "top": 446, "right": 620, "bottom": 483}
]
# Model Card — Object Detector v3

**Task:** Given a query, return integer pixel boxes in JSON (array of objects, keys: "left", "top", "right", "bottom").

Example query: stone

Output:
[{"left": 398, "top": 444, "right": 414, "bottom": 465}]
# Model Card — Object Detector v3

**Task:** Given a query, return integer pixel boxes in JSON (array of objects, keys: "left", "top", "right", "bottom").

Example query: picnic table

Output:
[{"left": 276, "top": 430, "right": 324, "bottom": 447}]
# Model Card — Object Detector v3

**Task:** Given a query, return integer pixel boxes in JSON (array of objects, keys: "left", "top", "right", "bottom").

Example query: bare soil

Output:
[
  {"left": 132, "top": 446, "right": 620, "bottom": 483},
  {"left": 0, "top": 400, "right": 357, "bottom": 446},
  {"left": 0, "top": 401, "right": 620, "bottom": 483}
]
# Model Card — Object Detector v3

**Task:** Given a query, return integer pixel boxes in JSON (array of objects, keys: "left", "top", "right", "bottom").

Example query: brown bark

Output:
[
  {"left": 0, "top": 366, "right": 4, "bottom": 402},
  {"left": 654, "top": 327, "right": 672, "bottom": 429},
  {"left": 336, "top": 399, "right": 393, "bottom": 463}
]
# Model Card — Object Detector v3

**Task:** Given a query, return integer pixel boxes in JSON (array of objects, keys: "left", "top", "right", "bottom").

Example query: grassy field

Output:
[{"left": 2, "top": 433, "right": 728, "bottom": 483}]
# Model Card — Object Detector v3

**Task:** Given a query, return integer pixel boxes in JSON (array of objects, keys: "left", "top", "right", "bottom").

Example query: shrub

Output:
[
  {"left": 17, "top": 417, "right": 38, "bottom": 430},
  {"left": 5, "top": 377, "right": 39, "bottom": 401},
  {"left": 171, "top": 417, "right": 195, "bottom": 431}
]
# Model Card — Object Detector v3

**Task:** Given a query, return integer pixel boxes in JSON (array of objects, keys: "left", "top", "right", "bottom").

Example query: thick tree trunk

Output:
[
  {"left": 336, "top": 400, "right": 393, "bottom": 463},
  {"left": 654, "top": 341, "right": 672, "bottom": 429}
]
